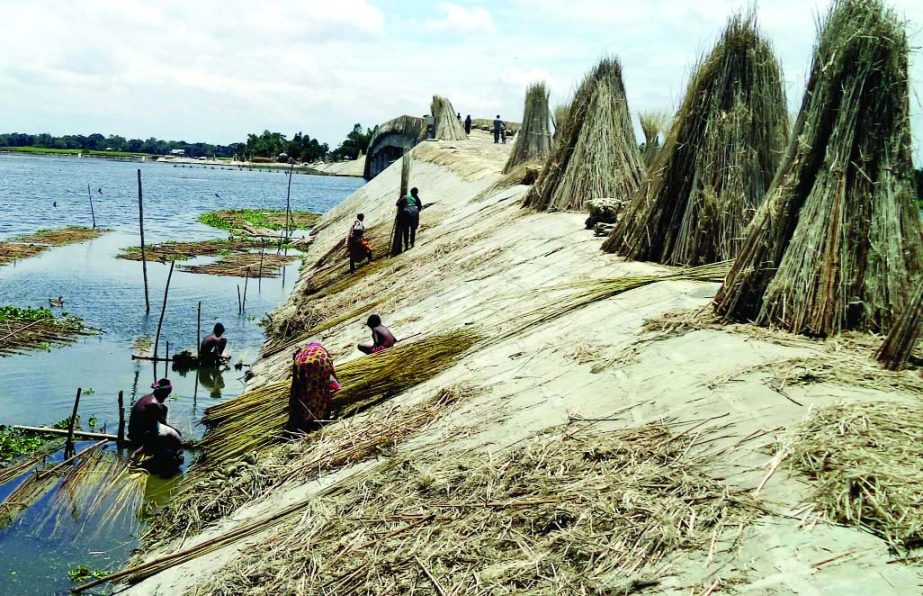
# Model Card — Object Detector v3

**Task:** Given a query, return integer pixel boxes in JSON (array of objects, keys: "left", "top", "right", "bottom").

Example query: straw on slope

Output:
[
  {"left": 196, "top": 423, "right": 751, "bottom": 595},
  {"left": 524, "top": 58, "right": 643, "bottom": 211},
  {"left": 714, "top": 0, "right": 923, "bottom": 336},
  {"left": 144, "top": 384, "right": 480, "bottom": 546},
  {"left": 639, "top": 109, "right": 669, "bottom": 166},
  {"left": 199, "top": 329, "right": 480, "bottom": 467},
  {"left": 430, "top": 95, "right": 467, "bottom": 141},
  {"left": 789, "top": 402, "right": 923, "bottom": 552},
  {"left": 876, "top": 279, "right": 922, "bottom": 371},
  {"left": 503, "top": 82, "right": 552, "bottom": 173},
  {"left": 604, "top": 15, "right": 788, "bottom": 266}
]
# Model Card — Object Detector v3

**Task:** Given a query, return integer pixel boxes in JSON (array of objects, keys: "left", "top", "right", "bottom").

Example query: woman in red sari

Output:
[
  {"left": 286, "top": 342, "right": 341, "bottom": 434},
  {"left": 346, "top": 213, "right": 373, "bottom": 273}
]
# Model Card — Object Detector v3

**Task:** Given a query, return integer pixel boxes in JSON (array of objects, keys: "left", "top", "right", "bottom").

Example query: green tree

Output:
[{"left": 330, "top": 123, "right": 375, "bottom": 161}]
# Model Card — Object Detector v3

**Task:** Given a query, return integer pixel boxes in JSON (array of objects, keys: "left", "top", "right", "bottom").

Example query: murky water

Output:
[{"left": 0, "top": 154, "right": 363, "bottom": 594}]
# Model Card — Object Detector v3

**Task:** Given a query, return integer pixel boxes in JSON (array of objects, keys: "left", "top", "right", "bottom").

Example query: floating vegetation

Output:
[
  {"left": 117, "top": 238, "right": 264, "bottom": 262},
  {"left": 145, "top": 385, "right": 481, "bottom": 546},
  {"left": 789, "top": 402, "right": 923, "bottom": 552},
  {"left": 0, "top": 306, "right": 93, "bottom": 357},
  {"left": 179, "top": 252, "right": 294, "bottom": 278},
  {"left": 159, "top": 424, "right": 750, "bottom": 594},
  {"left": 0, "top": 226, "right": 107, "bottom": 267},
  {"left": 199, "top": 329, "right": 480, "bottom": 468},
  {"left": 198, "top": 209, "right": 320, "bottom": 233},
  {"left": 524, "top": 57, "right": 643, "bottom": 212},
  {"left": 605, "top": 14, "right": 788, "bottom": 265},
  {"left": 0, "top": 428, "right": 48, "bottom": 466},
  {"left": 714, "top": 0, "right": 923, "bottom": 336}
]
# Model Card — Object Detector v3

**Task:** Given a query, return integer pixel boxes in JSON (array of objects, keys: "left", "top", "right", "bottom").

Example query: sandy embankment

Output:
[{"left": 128, "top": 136, "right": 923, "bottom": 594}]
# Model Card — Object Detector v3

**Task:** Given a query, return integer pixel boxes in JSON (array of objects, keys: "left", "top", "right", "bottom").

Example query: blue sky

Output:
[{"left": 0, "top": 0, "right": 921, "bottom": 160}]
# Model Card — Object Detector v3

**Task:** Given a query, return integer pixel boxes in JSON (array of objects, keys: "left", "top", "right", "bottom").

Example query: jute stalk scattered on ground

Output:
[
  {"left": 604, "top": 14, "right": 788, "bottom": 266},
  {"left": 199, "top": 329, "right": 480, "bottom": 468},
  {"left": 524, "top": 57, "right": 643, "bottom": 212},
  {"left": 192, "top": 423, "right": 752, "bottom": 594},
  {"left": 180, "top": 252, "right": 294, "bottom": 278},
  {"left": 0, "top": 306, "right": 93, "bottom": 357},
  {"left": 789, "top": 402, "right": 923, "bottom": 552},
  {"left": 0, "top": 226, "right": 107, "bottom": 267},
  {"left": 503, "top": 82, "right": 552, "bottom": 173},
  {"left": 714, "top": 0, "right": 923, "bottom": 336}
]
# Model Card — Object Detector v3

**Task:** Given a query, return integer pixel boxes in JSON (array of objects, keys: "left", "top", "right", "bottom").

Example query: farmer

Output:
[
  {"left": 493, "top": 115, "right": 502, "bottom": 143},
  {"left": 464, "top": 114, "right": 472, "bottom": 135},
  {"left": 346, "top": 213, "right": 373, "bottom": 273},
  {"left": 143, "top": 422, "right": 185, "bottom": 478},
  {"left": 199, "top": 323, "right": 227, "bottom": 367},
  {"left": 286, "top": 342, "right": 341, "bottom": 434},
  {"left": 396, "top": 187, "right": 423, "bottom": 249},
  {"left": 500, "top": 122, "right": 507, "bottom": 144},
  {"left": 128, "top": 378, "right": 171, "bottom": 446},
  {"left": 358, "top": 314, "right": 396, "bottom": 355}
]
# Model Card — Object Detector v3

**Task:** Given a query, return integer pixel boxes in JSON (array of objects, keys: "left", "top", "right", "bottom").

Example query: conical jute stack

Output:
[
  {"left": 524, "top": 58, "right": 643, "bottom": 211},
  {"left": 603, "top": 14, "right": 788, "bottom": 265},
  {"left": 431, "top": 95, "right": 467, "bottom": 141},
  {"left": 714, "top": 0, "right": 923, "bottom": 336},
  {"left": 503, "top": 82, "right": 552, "bottom": 173}
]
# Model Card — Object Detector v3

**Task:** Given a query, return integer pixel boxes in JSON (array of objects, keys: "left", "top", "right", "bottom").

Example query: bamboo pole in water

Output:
[
  {"left": 117, "top": 390, "right": 125, "bottom": 446},
  {"left": 242, "top": 267, "right": 250, "bottom": 312},
  {"left": 137, "top": 170, "right": 150, "bottom": 314},
  {"left": 86, "top": 184, "right": 97, "bottom": 229},
  {"left": 194, "top": 301, "right": 201, "bottom": 404},
  {"left": 64, "top": 387, "right": 82, "bottom": 457},
  {"left": 284, "top": 162, "right": 294, "bottom": 240},
  {"left": 152, "top": 261, "right": 176, "bottom": 373}
]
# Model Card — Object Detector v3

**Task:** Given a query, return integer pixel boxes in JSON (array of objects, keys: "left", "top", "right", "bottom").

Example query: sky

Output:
[{"left": 0, "top": 0, "right": 921, "bottom": 159}]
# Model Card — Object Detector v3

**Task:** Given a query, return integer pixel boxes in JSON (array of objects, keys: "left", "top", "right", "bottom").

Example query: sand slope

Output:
[{"left": 127, "top": 137, "right": 923, "bottom": 594}]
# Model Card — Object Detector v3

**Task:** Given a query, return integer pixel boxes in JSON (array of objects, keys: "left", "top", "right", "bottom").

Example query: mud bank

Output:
[{"left": 126, "top": 136, "right": 922, "bottom": 594}]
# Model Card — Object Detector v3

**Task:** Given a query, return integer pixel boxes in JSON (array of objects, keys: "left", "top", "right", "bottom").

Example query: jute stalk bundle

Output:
[
  {"left": 503, "top": 82, "right": 552, "bottom": 173},
  {"left": 524, "top": 57, "right": 643, "bottom": 212},
  {"left": 430, "top": 95, "right": 467, "bottom": 141},
  {"left": 876, "top": 279, "right": 922, "bottom": 371},
  {"left": 714, "top": 0, "right": 923, "bottom": 336},
  {"left": 639, "top": 109, "right": 669, "bottom": 167},
  {"left": 552, "top": 103, "right": 569, "bottom": 143},
  {"left": 199, "top": 329, "right": 480, "bottom": 468},
  {"left": 604, "top": 14, "right": 788, "bottom": 266}
]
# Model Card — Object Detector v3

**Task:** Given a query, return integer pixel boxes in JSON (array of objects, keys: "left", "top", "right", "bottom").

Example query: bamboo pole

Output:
[
  {"left": 152, "top": 260, "right": 176, "bottom": 373},
  {"left": 164, "top": 340, "right": 170, "bottom": 378},
  {"left": 258, "top": 246, "right": 265, "bottom": 291},
  {"left": 64, "top": 387, "right": 82, "bottom": 457},
  {"left": 242, "top": 267, "right": 250, "bottom": 312},
  {"left": 137, "top": 169, "right": 150, "bottom": 314},
  {"left": 237, "top": 285, "right": 242, "bottom": 314},
  {"left": 86, "top": 183, "right": 97, "bottom": 229},
  {"left": 16, "top": 425, "right": 118, "bottom": 441},
  {"left": 284, "top": 162, "right": 294, "bottom": 240},
  {"left": 117, "top": 391, "right": 126, "bottom": 446}
]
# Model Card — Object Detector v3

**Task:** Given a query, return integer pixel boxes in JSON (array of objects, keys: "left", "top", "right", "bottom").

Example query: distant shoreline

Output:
[{"left": 0, "top": 148, "right": 365, "bottom": 178}]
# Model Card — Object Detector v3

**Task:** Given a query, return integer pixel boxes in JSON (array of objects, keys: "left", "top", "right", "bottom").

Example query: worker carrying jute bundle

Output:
[{"left": 286, "top": 342, "right": 340, "bottom": 434}]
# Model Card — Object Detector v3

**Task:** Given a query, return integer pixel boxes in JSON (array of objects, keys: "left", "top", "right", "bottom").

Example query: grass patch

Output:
[{"left": 199, "top": 209, "right": 320, "bottom": 233}]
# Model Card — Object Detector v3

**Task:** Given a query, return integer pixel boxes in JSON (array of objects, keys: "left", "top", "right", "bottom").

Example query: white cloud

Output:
[{"left": 423, "top": 2, "right": 496, "bottom": 34}]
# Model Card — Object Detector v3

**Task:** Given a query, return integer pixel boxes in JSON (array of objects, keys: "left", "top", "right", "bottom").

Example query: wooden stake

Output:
[
  {"left": 15, "top": 425, "right": 116, "bottom": 441},
  {"left": 284, "top": 162, "right": 294, "bottom": 240},
  {"left": 196, "top": 301, "right": 202, "bottom": 354},
  {"left": 242, "top": 267, "right": 250, "bottom": 312},
  {"left": 137, "top": 169, "right": 150, "bottom": 314},
  {"left": 117, "top": 390, "right": 125, "bottom": 446},
  {"left": 258, "top": 246, "right": 265, "bottom": 291},
  {"left": 86, "top": 183, "right": 97, "bottom": 229},
  {"left": 165, "top": 340, "right": 170, "bottom": 378},
  {"left": 64, "top": 387, "right": 82, "bottom": 457},
  {"left": 152, "top": 260, "right": 175, "bottom": 371},
  {"left": 237, "top": 285, "right": 242, "bottom": 314}
]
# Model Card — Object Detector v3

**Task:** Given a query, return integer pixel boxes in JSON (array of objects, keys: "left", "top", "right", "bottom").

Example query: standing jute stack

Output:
[
  {"left": 603, "top": 14, "right": 788, "bottom": 266},
  {"left": 524, "top": 57, "right": 642, "bottom": 212},
  {"left": 503, "top": 82, "right": 552, "bottom": 174},
  {"left": 714, "top": 0, "right": 923, "bottom": 336},
  {"left": 638, "top": 110, "right": 668, "bottom": 167},
  {"left": 430, "top": 95, "right": 467, "bottom": 141}
]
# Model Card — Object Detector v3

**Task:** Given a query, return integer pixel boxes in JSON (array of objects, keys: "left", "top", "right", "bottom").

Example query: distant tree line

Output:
[{"left": 0, "top": 123, "right": 376, "bottom": 162}]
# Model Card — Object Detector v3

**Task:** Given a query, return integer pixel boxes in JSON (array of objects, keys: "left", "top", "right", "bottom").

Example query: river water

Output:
[{"left": 0, "top": 154, "right": 363, "bottom": 594}]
